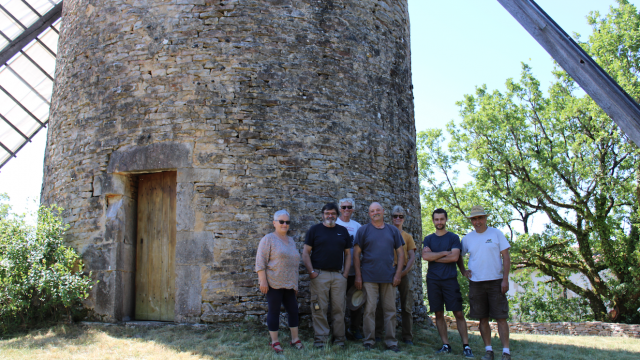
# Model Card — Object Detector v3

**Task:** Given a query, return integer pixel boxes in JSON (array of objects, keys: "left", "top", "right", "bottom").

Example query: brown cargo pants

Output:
[
  {"left": 363, "top": 282, "right": 397, "bottom": 347},
  {"left": 309, "top": 270, "right": 348, "bottom": 346},
  {"left": 375, "top": 272, "right": 414, "bottom": 341}
]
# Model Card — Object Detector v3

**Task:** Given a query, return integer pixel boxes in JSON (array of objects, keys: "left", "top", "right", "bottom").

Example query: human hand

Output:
[
  {"left": 355, "top": 275, "right": 363, "bottom": 290},
  {"left": 259, "top": 280, "right": 269, "bottom": 294},
  {"left": 421, "top": 246, "right": 431, "bottom": 260},
  {"left": 501, "top": 279, "right": 509, "bottom": 294},
  {"left": 310, "top": 271, "right": 319, "bottom": 279},
  {"left": 342, "top": 272, "right": 349, "bottom": 279},
  {"left": 393, "top": 274, "right": 401, "bottom": 287},
  {"left": 462, "top": 270, "right": 472, "bottom": 279}
]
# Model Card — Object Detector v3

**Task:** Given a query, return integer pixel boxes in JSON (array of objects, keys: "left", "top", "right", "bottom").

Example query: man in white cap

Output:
[
  {"left": 457, "top": 206, "right": 511, "bottom": 360},
  {"left": 335, "top": 197, "right": 363, "bottom": 339}
]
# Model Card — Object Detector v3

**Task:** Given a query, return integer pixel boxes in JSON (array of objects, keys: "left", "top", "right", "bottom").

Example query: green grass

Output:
[{"left": 1, "top": 321, "right": 639, "bottom": 359}]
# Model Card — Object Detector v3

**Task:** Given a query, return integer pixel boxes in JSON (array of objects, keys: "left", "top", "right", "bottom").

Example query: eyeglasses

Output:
[
  {"left": 277, "top": 220, "right": 291, "bottom": 224},
  {"left": 392, "top": 215, "right": 405, "bottom": 219},
  {"left": 341, "top": 206, "right": 353, "bottom": 209}
]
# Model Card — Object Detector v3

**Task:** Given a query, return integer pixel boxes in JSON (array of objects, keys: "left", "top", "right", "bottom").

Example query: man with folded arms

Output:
[
  {"left": 354, "top": 202, "right": 404, "bottom": 352},
  {"left": 458, "top": 206, "right": 512, "bottom": 360},
  {"left": 423, "top": 208, "right": 472, "bottom": 358},
  {"left": 303, "top": 203, "right": 352, "bottom": 348}
]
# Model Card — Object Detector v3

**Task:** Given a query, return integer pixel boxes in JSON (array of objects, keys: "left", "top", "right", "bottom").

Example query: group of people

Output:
[{"left": 254, "top": 199, "right": 512, "bottom": 360}]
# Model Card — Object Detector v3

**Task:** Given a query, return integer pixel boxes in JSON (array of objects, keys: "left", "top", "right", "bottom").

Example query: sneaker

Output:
[
  {"left": 403, "top": 340, "right": 414, "bottom": 345},
  {"left": 501, "top": 353, "right": 511, "bottom": 360},
  {"left": 353, "top": 330, "right": 364, "bottom": 340},
  {"left": 364, "top": 343, "right": 373, "bottom": 350},
  {"left": 436, "top": 344, "right": 452, "bottom": 354},
  {"left": 463, "top": 347, "right": 474, "bottom": 358},
  {"left": 481, "top": 350, "right": 495, "bottom": 360},
  {"left": 387, "top": 345, "right": 401, "bottom": 353}
]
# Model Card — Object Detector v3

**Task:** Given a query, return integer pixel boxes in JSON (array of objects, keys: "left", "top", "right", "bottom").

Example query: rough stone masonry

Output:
[{"left": 41, "top": 0, "right": 425, "bottom": 324}]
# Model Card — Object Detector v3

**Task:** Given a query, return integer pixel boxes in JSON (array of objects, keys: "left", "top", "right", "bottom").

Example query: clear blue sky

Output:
[{"left": 1, "top": 0, "right": 638, "bottom": 216}]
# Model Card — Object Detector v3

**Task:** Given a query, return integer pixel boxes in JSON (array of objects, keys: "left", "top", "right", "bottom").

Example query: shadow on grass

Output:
[{"left": 1, "top": 322, "right": 639, "bottom": 360}]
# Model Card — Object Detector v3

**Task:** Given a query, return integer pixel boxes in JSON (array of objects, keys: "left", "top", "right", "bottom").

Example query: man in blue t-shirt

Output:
[
  {"left": 354, "top": 202, "right": 404, "bottom": 352},
  {"left": 422, "top": 208, "right": 473, "bottom": 358}
]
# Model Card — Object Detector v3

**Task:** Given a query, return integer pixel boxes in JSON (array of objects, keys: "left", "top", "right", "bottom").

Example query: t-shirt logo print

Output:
[{"left": 485, "top": 239, "right": 493, "bottom": 243}]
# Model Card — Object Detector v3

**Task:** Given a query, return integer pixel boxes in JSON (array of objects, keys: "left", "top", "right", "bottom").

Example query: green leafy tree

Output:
[
  {"left": 0, "top": 203, "right": 93, "bottom": 334},
  {"left": 418, "top": 0, "right": 640, "bottom": 323},
  {"left": 509, "top": 270, "right": 593, "bottom": 323}
]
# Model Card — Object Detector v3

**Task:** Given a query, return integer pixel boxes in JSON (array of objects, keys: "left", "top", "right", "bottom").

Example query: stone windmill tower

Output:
[{"left": 42, "top": 0, "right": 424, "bottom": 323}]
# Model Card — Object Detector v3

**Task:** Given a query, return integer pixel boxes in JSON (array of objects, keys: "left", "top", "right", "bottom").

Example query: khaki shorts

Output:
[{"left": 468, "top": 279, "right": 509, "bottom": 320}]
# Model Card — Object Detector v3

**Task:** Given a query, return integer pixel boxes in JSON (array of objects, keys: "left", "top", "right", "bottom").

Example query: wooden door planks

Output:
[{"left": 135, "top": 171, "right": 177, "bottom": 321}]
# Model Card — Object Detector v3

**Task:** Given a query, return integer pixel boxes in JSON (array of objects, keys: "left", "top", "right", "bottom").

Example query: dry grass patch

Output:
[{"left": 1, "top": 322, "right": 639, "bottom": 359}]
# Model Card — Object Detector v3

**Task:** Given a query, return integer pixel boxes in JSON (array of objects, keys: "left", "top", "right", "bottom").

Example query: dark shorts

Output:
[
  {"left": 427, "top": 277, "right": 463, "bottom": 313},
  {"left": 468, "top": 279, "right": 509, "bottom": 320}
]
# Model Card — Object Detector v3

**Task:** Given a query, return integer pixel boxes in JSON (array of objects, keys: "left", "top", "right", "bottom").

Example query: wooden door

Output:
[{"left": 135, "top": 171, "right": 177, "bottom": 321}]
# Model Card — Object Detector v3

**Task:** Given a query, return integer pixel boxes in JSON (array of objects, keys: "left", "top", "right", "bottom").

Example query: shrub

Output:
[
  {"left": 0, "top": 202, "right": 93, "bottom": 334},
  {"left": 509, "top": 270, "right": 594, "bottom": 323}
]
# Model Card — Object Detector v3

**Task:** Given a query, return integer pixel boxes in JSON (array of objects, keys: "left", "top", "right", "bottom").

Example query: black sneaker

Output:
[
  {"left": 387, "top": 345, "right": 401, "bottom": 353},
  {"left": 436, "top": 344, "right": 452, "bottom": 354},
  {"left": 463, "top": 347, "right": 474, "bottom": 358},
  {"left": 364, "top": 343, "right": 373, "bottom": 350}
]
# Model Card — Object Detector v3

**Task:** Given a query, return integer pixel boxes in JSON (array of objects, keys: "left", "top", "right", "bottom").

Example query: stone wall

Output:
[
  {"left": 430, "top": 316, "right": 640, "bottom": 338},
  {"left": 42, "top": 0, "right": 424, "bottom": 323}
]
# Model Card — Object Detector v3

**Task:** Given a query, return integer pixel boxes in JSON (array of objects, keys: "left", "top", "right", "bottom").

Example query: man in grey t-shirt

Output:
[{"left": 354, "top": 202, "right": 404, "bottom": 352}]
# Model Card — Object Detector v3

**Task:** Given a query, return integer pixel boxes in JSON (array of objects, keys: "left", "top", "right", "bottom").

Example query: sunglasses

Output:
[
  {"left": 341, "top": 206, "right": 353, "bottom": 209},
  {"left": 392, "top": 215, "right": 405, "bottom": 219},
  {"left": 277, "top": 220, "right": 291, "bottom": 224}
]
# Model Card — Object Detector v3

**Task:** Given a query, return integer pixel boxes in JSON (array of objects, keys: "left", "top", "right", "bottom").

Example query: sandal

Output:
[
  {"left": 290, "top": 339, "right": 304, "bottom": 350},
  {"left": 269, "top": 341, "right": 283, "bottom": 353}
]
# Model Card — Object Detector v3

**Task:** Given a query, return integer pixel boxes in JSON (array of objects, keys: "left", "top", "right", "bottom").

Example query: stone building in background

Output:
[{"left": 41, "top": 0, "right": 424, "bottom": 324}]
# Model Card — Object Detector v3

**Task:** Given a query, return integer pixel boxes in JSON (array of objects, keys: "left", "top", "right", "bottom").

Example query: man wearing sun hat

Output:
[{"left": 457, "top": 206, "right": 512, "bottom": 360}]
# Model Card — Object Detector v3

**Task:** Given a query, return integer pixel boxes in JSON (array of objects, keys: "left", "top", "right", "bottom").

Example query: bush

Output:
[
  {"left": 508, "top": 270, "right": 593, "bottom": 323},
  {"left": 0, "top": 201, "right": 93, "bottom": 334}
]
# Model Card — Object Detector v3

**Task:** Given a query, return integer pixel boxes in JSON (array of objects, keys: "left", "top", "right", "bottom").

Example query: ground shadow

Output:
[{"left": 1, "top": 322, "right": 639, "bottom": 360}]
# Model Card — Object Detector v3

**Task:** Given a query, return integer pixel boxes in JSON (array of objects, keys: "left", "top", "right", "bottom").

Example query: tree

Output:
[
  {"left": 418, "top": 0, "right": 640, "bottom": 323},
  {"left": 0, "top": 202, "right": 93, "bottom": 334}
]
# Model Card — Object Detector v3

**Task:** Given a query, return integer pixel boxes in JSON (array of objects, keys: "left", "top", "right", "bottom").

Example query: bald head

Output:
[{"left": 368, "top": 202, "right": 384, "bottom": 224}]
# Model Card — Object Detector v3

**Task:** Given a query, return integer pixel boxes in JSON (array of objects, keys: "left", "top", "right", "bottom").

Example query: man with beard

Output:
[
  {"left": 303, "top": 203, "right": 352, "bottom": 348},
  {"left": 354, "top": 202, "right": 404, "bottom": 352},
  {"left": 422, "top": 208, "right": 473, "bottom": 358}
]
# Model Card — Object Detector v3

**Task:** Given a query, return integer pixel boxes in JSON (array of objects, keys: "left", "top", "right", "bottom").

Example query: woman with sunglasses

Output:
[{"left": 255, "top": 209, "right": 303, "bottom": 353}]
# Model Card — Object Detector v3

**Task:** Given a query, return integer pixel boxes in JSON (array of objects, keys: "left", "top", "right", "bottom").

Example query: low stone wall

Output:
[{"left": 429, "top": 316, "right": 640, "bottom": 338}]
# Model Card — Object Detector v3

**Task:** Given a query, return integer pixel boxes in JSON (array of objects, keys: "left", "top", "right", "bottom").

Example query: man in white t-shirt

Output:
[
  {"left": 457, "top": 206, "right": 512, "bottom": 360},
  {"left": 335, "top": 197, "right": 363, "bottom": 339}
]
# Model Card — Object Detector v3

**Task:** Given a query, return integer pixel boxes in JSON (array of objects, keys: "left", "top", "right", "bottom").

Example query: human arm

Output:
[
  {"left": 302, "top": 244, "right": 318, "bottom": 279},
  {"left": 422, "top": 246, "right": 451, "bottom": 261},
  {"left": 457, "top": 253, "right": 471, "bottom": 279},
  {"left": 501, "top": 248, "right": 510, "bottom": 294},
  {"left": 354, "top": 245, "right": 363, "bottom": 289},
  {"left": 393, "top": 247, "right": 404, "bottom": 287},
  {"left": 401, "top": 249, "right": 415, "bottom": 277},
  {"left": 434, "top": 248, "right": 460, "bottom": 263},
  {"left": 342, "top": 248, "right": 351, "bottom": 279},
  {"left": 257, "top": 270, "right": 269, "bottom": 294}
]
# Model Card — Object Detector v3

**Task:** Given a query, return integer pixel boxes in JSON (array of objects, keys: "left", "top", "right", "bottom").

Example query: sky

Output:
[{"left": 0, "top": 0, "right": 638, "bottom": 218}]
